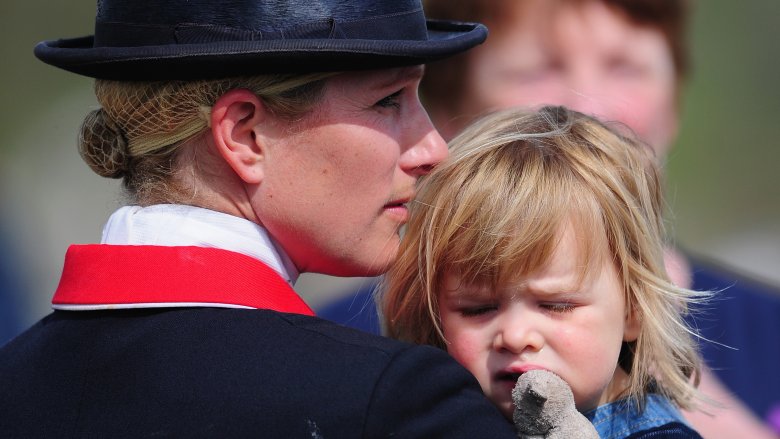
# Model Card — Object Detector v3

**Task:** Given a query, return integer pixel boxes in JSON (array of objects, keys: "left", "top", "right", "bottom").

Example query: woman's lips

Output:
[
  {"left": 383, "top": 203, "right": 409, "bottom": 222},
  {"left": 383, "top": 196, "right": 412, "bottom": 222}
]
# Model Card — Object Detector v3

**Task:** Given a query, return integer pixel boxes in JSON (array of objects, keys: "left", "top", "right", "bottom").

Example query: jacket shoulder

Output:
[{"left": 0, "top": 308, "right": 517, "bottom": 438}]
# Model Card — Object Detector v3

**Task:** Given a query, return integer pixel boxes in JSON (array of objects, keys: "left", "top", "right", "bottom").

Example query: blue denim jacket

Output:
[{"left": 584, "top": 394, "right": 700, "bottom": 439}]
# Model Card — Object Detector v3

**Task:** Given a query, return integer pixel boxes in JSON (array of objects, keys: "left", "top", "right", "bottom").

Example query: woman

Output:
[{"left": 0, "top": 1, "right": 518, "bottom": 437}]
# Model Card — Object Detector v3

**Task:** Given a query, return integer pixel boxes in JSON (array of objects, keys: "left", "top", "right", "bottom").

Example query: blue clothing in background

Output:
[
  {"left": 688, "top": 256, "right": 780, "bottom": 424},
  {"left": 0, "top": 230, "right": 26, "bottom": 346},
  {"left": 318, "top": 282, "right": 381, "bottom": 334},
  {"left": 585, "top": 394, "right": 701, "bottom": 439}
]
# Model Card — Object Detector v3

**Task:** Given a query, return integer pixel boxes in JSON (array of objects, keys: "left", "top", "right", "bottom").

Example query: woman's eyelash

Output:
[{"left": 375, "top": 90, "right": 403, "bottom": 108}]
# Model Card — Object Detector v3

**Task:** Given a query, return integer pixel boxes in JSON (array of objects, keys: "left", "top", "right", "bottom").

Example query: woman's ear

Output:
[{"left": 210, "top": 89, "right": 267, "bottom": 184}]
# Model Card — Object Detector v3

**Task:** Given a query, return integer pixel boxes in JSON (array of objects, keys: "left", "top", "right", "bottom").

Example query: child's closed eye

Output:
[
  {"left": 459, "top": 304, "right": 499, "bottom": 317},
  {"left": 539, "top": 302, "right": 576, "bottom": 313}
]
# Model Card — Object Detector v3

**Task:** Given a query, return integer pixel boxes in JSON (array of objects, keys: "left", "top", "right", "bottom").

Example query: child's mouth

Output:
[
  {"left": 496, "top": 371, "right": 523, "bottom": 383},
  {"left": 496, "top": 365, "right": 548, "bottom": 386}
]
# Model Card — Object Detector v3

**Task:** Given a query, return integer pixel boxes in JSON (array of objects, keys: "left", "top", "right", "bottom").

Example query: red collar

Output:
[{"left": 52, "top": 244, "right": 314, "bottom": 316}]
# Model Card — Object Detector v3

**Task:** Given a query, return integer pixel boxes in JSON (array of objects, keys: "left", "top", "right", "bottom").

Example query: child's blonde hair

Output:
[{"left": 381, "top": 106, "right": 707, "bottom": 409}]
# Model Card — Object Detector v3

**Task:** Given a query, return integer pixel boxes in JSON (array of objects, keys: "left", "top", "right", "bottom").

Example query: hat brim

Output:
[{"left": 34, "top": 20, "right": 486, "bottom": 81}]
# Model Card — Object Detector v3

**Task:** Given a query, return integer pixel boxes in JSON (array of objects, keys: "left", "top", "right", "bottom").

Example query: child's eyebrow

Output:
[
  {"left": 441, "top": 282, "right": 496, "bottom": 300},
  {"left": 524, "top": 282, "right": 585, "bottom": 299},
  {"left": 508, "top": 277, "right": 583, "bottom": 297}
]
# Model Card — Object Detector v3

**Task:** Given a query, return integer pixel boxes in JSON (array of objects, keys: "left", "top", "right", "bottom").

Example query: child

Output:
[{"left": 381, "top": 106, "right": 708, "bottom": 438}]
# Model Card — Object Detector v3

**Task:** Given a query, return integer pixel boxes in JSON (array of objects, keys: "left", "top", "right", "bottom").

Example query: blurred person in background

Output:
[{"left": 323, "top": 0, "right": 780, "bottom": 437}]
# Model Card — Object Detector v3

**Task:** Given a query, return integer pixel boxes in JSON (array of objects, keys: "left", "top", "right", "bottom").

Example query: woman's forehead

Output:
[{"left": 327, "top": 66, "right": 424, "bottom": 91}]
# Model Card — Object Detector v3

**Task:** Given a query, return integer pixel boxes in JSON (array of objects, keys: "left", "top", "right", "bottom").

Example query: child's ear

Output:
[
  {"left": 623, "top": 307, "right": 641, "bottom": 342},
  {"left": 210, "top": 89, "right": 268, "bottom": 184}
]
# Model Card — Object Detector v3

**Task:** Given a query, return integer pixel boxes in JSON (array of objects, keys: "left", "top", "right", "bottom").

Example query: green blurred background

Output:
[{"left": 1, "top": 1, "right": 778, "bottom": 326}]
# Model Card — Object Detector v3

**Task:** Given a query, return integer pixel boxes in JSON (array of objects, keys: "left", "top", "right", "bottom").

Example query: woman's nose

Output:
[
  {"left": 412, "top": 128, "right": 448, "bottom": 176},
  {"left": 401, "top": 105, "right": 449, "bottom": 176}
]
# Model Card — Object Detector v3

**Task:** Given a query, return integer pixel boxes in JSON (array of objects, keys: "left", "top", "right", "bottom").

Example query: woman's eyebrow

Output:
[{"left": 374, "top": 65, "right": 425, "bottom": 90}]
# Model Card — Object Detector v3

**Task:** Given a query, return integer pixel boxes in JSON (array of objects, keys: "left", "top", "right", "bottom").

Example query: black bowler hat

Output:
[{"left": 34, "top": 0, "right": 487, "bottom": 81}]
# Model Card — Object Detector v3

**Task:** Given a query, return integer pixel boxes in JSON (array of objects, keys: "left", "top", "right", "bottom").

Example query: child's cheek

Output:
[
  {"left": 445, "top": 330, "right": 493, "bottom": 390},
  {"left": 445, "top": 333, "right": 481, "bottom": 372}
]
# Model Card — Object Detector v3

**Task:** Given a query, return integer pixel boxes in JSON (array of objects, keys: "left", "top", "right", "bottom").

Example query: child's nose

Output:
[{"left": 492, "top": 311, "right": 544, "bottom": 355}]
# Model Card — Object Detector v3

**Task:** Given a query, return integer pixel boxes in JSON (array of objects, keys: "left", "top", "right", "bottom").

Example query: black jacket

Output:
[{"left": 0, "top": 308, "right": 516, "bottom": 438}]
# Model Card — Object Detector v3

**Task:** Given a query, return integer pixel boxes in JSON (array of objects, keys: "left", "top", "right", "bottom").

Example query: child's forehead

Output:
[
  {"left": 441, "top": 273, "right": 583, "bottom": 299},
  {"left": 441, "top": 216, "right": 610, "bottom": 295}
]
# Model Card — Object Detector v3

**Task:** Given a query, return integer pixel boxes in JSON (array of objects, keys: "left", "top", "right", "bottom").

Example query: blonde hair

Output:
[
  {"left": 78, "top": 73, "right": 336, "bottom": 204},
  {"left": 381, "top": 105, "right": 707, "bottom": 409}
]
